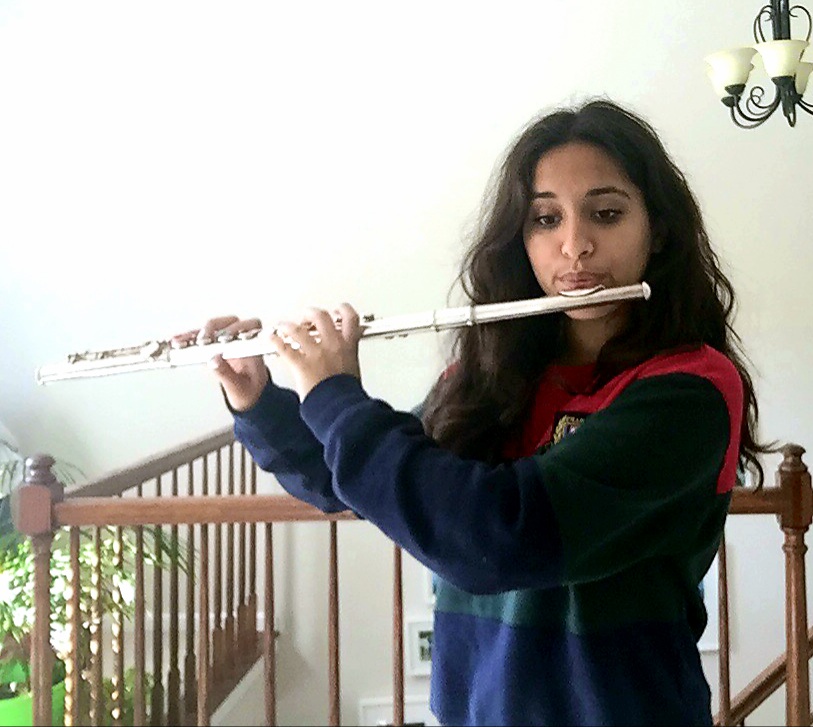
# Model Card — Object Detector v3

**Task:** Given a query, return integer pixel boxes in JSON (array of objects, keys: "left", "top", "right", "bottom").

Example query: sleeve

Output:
[
  {"left": 299, "top": 372, "right": 735, "bottom": 594},
  {"left": 231, "top": 379, "right": 348, "bottom": 513}
]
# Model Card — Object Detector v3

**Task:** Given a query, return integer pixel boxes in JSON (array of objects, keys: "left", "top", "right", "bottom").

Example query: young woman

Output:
[{"left": 174, "top": 99, "right": 767, "bottom": 726}]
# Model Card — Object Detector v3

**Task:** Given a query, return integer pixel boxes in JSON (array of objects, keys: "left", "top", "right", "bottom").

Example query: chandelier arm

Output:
[
  {"left": 790, "top": 4, "right": 812, "bottom": 40},
  {"left": 729, "top": 105, "right": 771, "bottom": 128},
  {"left": 745, "top": 84, "right": 780, "bottom": 112},
  {"left": 754, "top": 4, "right": 774, "bottom": 42},
  {"left": 739, "top": 86, "right": 781, "bottom": 121},
  {"left": 795, "top": 97, "right": 813, "bottom": 114},
  {"left": 728, "top": 89, "right": 781, "bottom": 128}
]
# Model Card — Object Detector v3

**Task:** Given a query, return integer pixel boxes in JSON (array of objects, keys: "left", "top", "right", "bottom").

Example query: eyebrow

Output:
[{"left": 531, "top": 186, "right": 632, "bottom": 200}]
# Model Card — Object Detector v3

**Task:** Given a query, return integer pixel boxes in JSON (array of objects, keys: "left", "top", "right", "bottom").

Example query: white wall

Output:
[{"left": 1, "top": 1, "right": 812, "bottom": 724}]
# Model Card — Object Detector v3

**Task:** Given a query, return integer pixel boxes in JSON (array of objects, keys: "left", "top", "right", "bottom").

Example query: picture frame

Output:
[
  {"left": 405, "top": 616, "right": 434, "bottom": 677},
  {"left": 698, "top": 552, "right": 720, "bottom": 653}
]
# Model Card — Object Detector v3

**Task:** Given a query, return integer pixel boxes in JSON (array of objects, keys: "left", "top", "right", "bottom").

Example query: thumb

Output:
[
  {"left": 209, "top": 355, "right": 260, "bottom": 412},
  {"left": 208, "top": 354, "right": 244, "bottom": 390}
]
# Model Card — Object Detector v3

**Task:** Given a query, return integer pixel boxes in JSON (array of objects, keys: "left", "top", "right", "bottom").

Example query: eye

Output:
[
  {"left": 593, "top": 208, "right": 623, "bottom": 223},
  {"left": 533, "top": 214, "right": 560, "bottom": 227}
]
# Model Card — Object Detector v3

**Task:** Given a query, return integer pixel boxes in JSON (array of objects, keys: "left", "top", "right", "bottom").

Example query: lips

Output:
[{"left": 558, "top": 273, "right": 606, "bottom": 291}]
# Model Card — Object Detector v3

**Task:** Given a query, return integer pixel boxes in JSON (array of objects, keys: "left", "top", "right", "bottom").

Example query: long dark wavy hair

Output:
[{"left": 421, "top": 99, "right": 772, "bottom": 485}]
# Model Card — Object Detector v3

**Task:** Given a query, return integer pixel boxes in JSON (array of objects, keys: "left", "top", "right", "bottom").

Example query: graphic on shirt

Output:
[
  {"left": 552, "top": 412, "right": 588, "bottom": 444},
  {"left": 536, "top": 411, "right": 589, "bottom": 455}
]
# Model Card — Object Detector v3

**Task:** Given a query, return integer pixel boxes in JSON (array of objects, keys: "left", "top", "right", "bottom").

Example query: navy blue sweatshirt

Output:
[{"left": 233, "top": 344, "right": 742, "bottom": 726}]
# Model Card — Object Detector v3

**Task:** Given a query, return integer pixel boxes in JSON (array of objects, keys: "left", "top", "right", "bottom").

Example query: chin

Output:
[{"left": 564, "top": 302, "right": 621, "bottom": 321}]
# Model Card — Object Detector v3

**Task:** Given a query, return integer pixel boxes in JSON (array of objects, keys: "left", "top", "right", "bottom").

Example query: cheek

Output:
[
  {"left": 616, "top": 230, "right": 653, "bottom": 278},
  {"left": 524, "top": 234, "right": 556, "bottom": 266},
  {"left": 524, "top": 243, "right": 558, "bottom": 292}
]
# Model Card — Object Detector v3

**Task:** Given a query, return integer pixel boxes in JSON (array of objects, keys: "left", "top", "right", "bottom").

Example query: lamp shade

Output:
[
  {"left": 754, "top": 39, "right": 809, "bottom": 77},
  {"left": 705, "top": 66, "right": 746, "bottom": 98},
  {"left": 796, "top": 61, "right": 813, "bottom": 94},
  {"left": 704, "top": 47, "right": 757, "bottom": 87}
]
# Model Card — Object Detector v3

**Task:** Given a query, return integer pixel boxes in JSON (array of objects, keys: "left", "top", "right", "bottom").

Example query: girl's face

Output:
[{"left": 522, "top": 141, "right": 654, "bottom": 322}]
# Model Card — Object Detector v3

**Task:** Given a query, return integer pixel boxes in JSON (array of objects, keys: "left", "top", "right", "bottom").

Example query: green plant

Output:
[{"left": 0, "top": 438, "right": 186, "bottom": 724}]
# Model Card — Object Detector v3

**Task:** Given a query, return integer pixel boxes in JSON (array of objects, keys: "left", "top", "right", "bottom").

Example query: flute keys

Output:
[
  {"left": 140, "top": 341, "right": 163, "bottom": 359},
  {"left": 238, "top": 328, "right": 261, "bottom": 340}
]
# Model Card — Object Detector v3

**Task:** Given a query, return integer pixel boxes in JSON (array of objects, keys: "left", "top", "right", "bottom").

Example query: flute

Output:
[{"left": 35, "top": 282, "right": 650, "bottom": 384}]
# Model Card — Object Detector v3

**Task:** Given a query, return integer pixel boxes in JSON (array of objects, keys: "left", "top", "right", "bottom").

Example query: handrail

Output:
[
  {"left": 65, "top": 427, "right": 234, "bottom": 499},
  {"left": 54, "top": 493, "right": 358, "bottom": 527},
  {"left": 724, "top": 626, "right": 813, "bottom": 725},
  {"left": 730, "top": 485, "right": 787, "bottom": 515}
]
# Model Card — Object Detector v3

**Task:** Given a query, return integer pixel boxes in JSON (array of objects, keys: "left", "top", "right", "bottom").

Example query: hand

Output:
[
  {"left": 271, "top": 303, "right": 363, "bottom": 401},
  {"left": 171, "top": 316, "right": 270, "bottom": 412}
]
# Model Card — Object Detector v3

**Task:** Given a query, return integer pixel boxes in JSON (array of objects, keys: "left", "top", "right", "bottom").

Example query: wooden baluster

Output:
[
  {"left": 213, "top": 449, "right": 224, "bottom": 683},
  {"left": 328, "top": 521, "right": 340, "bottom": 726},
  {"left": 13, "top": 456, "right": 63, "bottom": 727},
  {"left": 111, "top": 522, "right": 125, "bottom": 726},
  {"left": 777, "top": 444, "right": 813, "bottom": 727},
  {"left": 90, "top": 528, "right": 104, "bottom": 726},
  {"left": 134, "top": 483, "right": 147, "bottom": 727},
  {"left": 226, "top": 443, "right": 236, "bottom": 675},
  {"left": 264, "top": 523, "right": 277, "bottom": 727},
  {"left": 392, "top": 546, "right": 404, "bottom": 727},
  {"left": 33, "top": 532, "right": 55, "bottom": 727},
  {"left": 184, "top": 460, "right": 198, "bottom": 722},
  {"left": 717, "top": 535, "right": 731, "bottom": 726},
  {"left": 151, "top": 476, "right": 165, "bottom": 726},
  {"left": 65, "top": 526, "right": 81, "bottom": 727},
  {"left": 248, "top": 460, "right": 258, "bottom": 658},
  {"left": 197, "top": 451, "right": 212, "bottom": 727},
  {"left": 238, "top": 447, "right": 247, "bottom": 661},
  {"left": 167, "top": 468, "right": 182, "bottom": 725}
]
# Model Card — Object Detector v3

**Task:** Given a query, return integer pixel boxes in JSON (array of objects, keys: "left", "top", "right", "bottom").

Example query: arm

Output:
[
  {"left": 231, "top": 377, "right": 349, "bottom": 513},
  {"left": 233, "top": 379, "right": 430, "bottom": 513},
  {"left": 298, "top": 372, "right": 735, "bottom": 593}
]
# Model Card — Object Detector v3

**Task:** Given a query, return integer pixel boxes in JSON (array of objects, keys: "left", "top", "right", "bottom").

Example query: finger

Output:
[
  {"left": 210, "top": 317, "right": 263, "bottom": 342},
  {"left": 208, "top": 353, "right": 242, "bottom": 384},
  {"left": 170, "top": 328, "right": 203, "bottom": 347},
  {"left": 170, "top": 316, "right": 239, "bottom": 347},
  {"left": 208, "top": 354, "right": 258, "bottom": 396},
  {"left": 268, "top": 329, "right": 304, "bottom": 361},
  {"left": 301, "top": 308, "right": 338, "bottom": 344},
  {"left": 273, "top": 321, "right": 311, "bottom": 353},
  {"left": 192, "top": 316, "right": 241, "bottom": 344},
  {"left": 208, "top": 353, "right": 270, "bottom": 410},
  {"left": 334, "top": 303, "right": 362, "bottom": 344}
]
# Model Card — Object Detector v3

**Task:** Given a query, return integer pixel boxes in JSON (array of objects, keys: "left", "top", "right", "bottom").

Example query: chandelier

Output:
[{"left": 705, "top": 1, "right": 812, "bottom": 128}]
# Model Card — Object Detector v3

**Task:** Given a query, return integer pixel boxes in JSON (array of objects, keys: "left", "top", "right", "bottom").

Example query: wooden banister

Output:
[
  {"left": 21, "top": 431, "right": 813, "bottom": 727},
  {"left": 66, "top": 429, "right": 234, "bottom": 499},
  {"left": 714, "top": 444, "right": 813, "bottom": 727},
  {"left": 15, "top": 435, "right": 405, "bottom": 727},
  {"left": 54, "top": 493, "right": 358, "bottom": 528},
  {"left": 724, "top": 626, "right": 813, "bottom": 725}
]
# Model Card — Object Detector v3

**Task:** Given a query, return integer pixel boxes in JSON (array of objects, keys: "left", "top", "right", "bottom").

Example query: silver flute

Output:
[{"left": 36, "top": 282, "right": 651, "bottom": 384}]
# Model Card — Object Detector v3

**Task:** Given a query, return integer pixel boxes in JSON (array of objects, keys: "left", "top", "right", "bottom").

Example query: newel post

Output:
[
  {"left": 776, "top": 444, "right": 812, "bottom": 727},
  {"left": 10, "top": 454, "right": 64, "bottom": 727}
]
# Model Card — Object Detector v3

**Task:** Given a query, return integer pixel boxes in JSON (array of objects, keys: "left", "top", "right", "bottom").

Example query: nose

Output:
[{"left": 560, "top": 222, "right": 594, "bottom": 260}]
